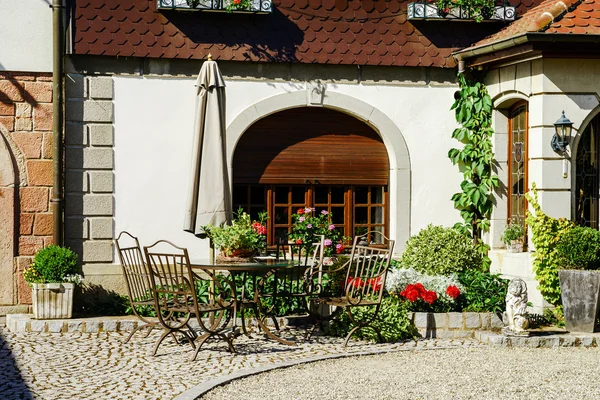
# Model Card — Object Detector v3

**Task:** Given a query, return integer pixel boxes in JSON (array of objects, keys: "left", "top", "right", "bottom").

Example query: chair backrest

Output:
[
  {"left": 275, "top": 235, "right": 325, "bottom": 296},
  {"left": 344, "top": 231, "right": 395, "bottom": 303},
  {"left": 115, "top": 231, "right": 154, "bottom": 306},
  {"left": 143, "top": 240, "right": 196, "bottom": 329}
]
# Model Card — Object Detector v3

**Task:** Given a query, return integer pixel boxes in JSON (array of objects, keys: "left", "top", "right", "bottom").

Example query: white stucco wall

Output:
[
  {"left": 114, "top": 76, "right": 462, "bottom": 259},
  {"left": 0, "top": 0, "right": 52, "bottom": 72}
]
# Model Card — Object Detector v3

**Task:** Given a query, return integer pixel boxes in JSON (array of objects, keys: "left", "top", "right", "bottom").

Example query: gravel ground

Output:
[{"left": 201, "top": 347, "right": 600, "bottom": 400}]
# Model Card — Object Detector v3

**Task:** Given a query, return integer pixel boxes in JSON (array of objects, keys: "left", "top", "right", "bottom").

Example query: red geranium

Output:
[
  {"left": 251, "top": 222, "right": 267, "bottom": 235},
  {"left": 367, "top": 276, "right": 383, "bottom": 292},
  {"left": 400, "top": 284, "right": 420, "bottom": 302},
  {"left": 423, "top": 290, "right": 438, "bottom": 305},
  {"left": 446, "top": 285, "right": 461, "bottom": 299},
  {"left": 295, "top": 238, "right": 303, "bottom": 244},
  {"left": 297, "top": 208, "right": 305, "bottom": 215},
  {"left": 347, "top": 277, "right": 365, "bottom": 289}
]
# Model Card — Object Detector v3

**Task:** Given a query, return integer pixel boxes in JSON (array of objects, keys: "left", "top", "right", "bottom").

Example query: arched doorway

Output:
[
  {"left": 0, "top": 130, "right": 16, "bottom": 305},
  {"left": 575, "top": 113, "right": 600, "bottom": 228},
  {"left": 232, "top": 107, "right": 389, "bottom": 245}
]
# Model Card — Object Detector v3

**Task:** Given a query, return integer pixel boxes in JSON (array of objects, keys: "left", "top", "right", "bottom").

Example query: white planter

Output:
[
  {"left": 31, "top": 283, "right": 74, "bottom": 319},
  {"left": 507, "top": 240, "right": 524, "bottom": 253}
]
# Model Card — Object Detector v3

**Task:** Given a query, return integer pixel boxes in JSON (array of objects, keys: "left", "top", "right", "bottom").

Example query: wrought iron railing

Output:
[
  {"left": 158, "top": 0, "right": 272, "bottom": 13},
  {"left": 407, "top": 1, "right": 516, "bottom": 21}
]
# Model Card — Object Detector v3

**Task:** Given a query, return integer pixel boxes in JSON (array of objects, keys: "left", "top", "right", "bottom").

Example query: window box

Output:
[
  {"left": 407, "top": 2, "right": 516, "bottom": 21},
  {"left": 158, "top": 0, "right": 272, "bottom": 14}
]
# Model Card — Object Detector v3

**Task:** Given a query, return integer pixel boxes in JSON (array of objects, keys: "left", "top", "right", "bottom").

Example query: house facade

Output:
[{"left": 2, "top": 0, "right": 599, "bottom": 312}]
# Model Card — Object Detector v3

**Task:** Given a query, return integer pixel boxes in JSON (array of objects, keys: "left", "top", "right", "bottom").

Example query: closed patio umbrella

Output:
[{"left": 184, "top": 55, "right": 232, "bottom": 235}]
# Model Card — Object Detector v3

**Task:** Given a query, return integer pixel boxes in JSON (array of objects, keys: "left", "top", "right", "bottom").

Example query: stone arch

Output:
[
  {"left": 226, "top": 90, "right": 411, "bottom": 252},
  {"left": 0, "top": 124, "right": 18, "bottom": 305}
]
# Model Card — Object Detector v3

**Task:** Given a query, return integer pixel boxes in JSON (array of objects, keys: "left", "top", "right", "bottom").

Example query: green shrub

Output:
[
  {"left": 25, "top": 245, "right": 80, "bottom": 283},
  {"left": 500, "top": 222, "right": 526, "bottom": 245},
  {"left": 401, "top": 224, "right": 482, "bottom": 275},
  {"left": 326, "top": 296, "right": 417, "bottom": 343},
  {"left": 526, "top": 184, "right": 575, "bottom": 305},
  {"left": 457, "top": 268, "right": 508, "bottom": 312},
  {"left": 555, "top": 226, "right": 600, "bottom": 270}
]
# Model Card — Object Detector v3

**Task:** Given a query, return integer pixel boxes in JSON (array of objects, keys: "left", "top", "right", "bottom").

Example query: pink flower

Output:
[
  {"left": 307, "top": 224, "right": 312, "bottom": 228},
  {"left": 324, "top": 239, "right": 332, "bottom": 246},
  {"left": 335, "top": 243, "right": 343, "bottom": 249},
  {"left": 299, "top": 217, "right": 305, "bottom": 222},
  {"left": 305, "top": 207, "right": 313, "bottom": 214},
  {"left": 328, "top": 224, "right": 335, "bottom": 230},
  {"left": 321, "top": 210, "right": 328, "bottom": 215}
]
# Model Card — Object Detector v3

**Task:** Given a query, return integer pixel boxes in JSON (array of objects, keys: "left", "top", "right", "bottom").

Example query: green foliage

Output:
[
  {"left": 525, "top": 184, "right": 575, "bottom": 305},
  {"left": 225, "top": 0, "right": 251, "bottom": 12},
  {"left": 436, "top": 0, "right": 495, "bottom": 22},
  {"left": 457, "top": 268, "right": 508, "bottom": 312},
  {"left": 288, "top": 207, "right": 349, "bottom": 256},
  {"left": 202, "top": 208, "right": 268, "bottom": 256},
  {"left": 326, "top": 296, "right": 417, "bottom": 342},
  {"left": 555, "top": 226, "right": 600, "bottom": 270},
  {"left": 448, "top": 72, "right": 499, "bottom": 269},
  {"left": 401, "top": 224, "right": 482, "bottom": 276},
  {"left": 24, "top": 245, "right": 80, "bottom": 284},
  {"left": 500, "top": 222, "right": 526, "bottom": 245}
]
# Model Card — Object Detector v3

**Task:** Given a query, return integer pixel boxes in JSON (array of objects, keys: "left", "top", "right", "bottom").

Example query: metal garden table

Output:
[{"left": 189, "top": 258, "right": 299, "bottom": 346}]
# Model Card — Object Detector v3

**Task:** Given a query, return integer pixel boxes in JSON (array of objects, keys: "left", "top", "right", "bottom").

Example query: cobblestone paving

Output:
[{"left": 0, "top": 324, "right": 485, "bottom": 400}]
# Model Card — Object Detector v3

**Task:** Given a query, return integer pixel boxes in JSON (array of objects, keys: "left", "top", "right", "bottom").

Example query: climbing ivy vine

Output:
[{"left": 448, "top": 72, "right": 499, "bottom": 269}]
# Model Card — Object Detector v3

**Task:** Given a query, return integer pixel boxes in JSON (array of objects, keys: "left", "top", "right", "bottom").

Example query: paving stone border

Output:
[
  {"left": 475, "top": 330, "right": 600, "bottom": 347},
  {"left": 6, "top": 314, "right": 143, "bottom": 333}
]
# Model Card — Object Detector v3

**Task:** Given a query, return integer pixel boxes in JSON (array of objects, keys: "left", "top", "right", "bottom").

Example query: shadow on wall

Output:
[
  {"left": 73, "top": 283, "right": 130, "bottom": 317},
  {"left": 162, "top": 8, "right": 304, "bottom": 63},
  {"left": 0, "top": 78, "right": 42, "bottom": 109},
  {"left": 0, "top": 330, "right": 34, "bottom": 399}
]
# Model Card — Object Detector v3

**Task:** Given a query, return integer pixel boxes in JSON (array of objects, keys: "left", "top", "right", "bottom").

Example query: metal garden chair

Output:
[
  {"left": 308, "top": 231, "right": 394, "bottom": 346},
  {"left": 143, "top": 240, "right": 236, "bottom": 360},
  {"left": 114, "top": 231, "right": 161, "bottom": 343}
]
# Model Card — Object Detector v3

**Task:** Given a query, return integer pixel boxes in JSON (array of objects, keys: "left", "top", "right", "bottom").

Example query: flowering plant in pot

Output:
[
  {"left": 435, "top": 0, "right": 496, "bottom": 21},
  {"left": 202, "top": 208, "right": 268, "bottom": 260},
  {"left": 225, "top": 0, "right": 251, "bottom": 12},
  {"left": 501, "top": 222, "right": 526, "bottom": 253},
  {"left": 22, "top": 245, "right": 83, "bottom": 319},
  {"left": 288, "top": 207, "right": 349, "bottom": 257}
]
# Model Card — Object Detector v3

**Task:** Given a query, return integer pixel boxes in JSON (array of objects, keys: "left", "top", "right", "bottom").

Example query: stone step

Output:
[{"left": 475, "top": 330, "right": 600, "bottom": 347}]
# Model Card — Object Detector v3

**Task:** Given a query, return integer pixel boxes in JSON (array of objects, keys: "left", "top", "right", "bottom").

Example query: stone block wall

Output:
[
  {"left": 64, "top": 75, "right": 114, "bottom": 265},
  {"left": 411, "top": 312, "right": 505, "bottom": 339},
  {"left": 0, "top": 71, "right": 54, "bottom": 306}
]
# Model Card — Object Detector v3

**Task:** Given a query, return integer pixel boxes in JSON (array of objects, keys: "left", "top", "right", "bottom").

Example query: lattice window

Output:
[
  {"left": 575, "top": 116, "right": 600, "bottom": 229},
  {"left": 508, "top": 103, "right": 528, "bottom": 228}
]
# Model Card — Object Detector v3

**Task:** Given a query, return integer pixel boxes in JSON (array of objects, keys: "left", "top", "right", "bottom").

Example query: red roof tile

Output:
[
  {"left": 72, "top": 0, "right": 542, "bottom": 68},
  {"left": 475, "top": 0, "right": 600, "bottom": 46}
]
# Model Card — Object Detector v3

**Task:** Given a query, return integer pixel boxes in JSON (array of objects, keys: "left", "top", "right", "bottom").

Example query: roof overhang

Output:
[{"left": 453, "top": 33, "right": 600, "bottom": 69}]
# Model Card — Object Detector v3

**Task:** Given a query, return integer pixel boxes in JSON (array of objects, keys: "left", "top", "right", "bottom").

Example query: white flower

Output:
[{"left": 385, "top": 267, "right": 464, "bottom": 301}]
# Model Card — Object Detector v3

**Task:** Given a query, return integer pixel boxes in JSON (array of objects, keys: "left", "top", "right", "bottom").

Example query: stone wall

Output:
[
  {"left": 411, "top": 312, "right": 504, "bottom": 339},
  {"left": 64, "top": 74, "right": 115, "bottom": 269},
  {"left": 0, "top": 71, "right": 54, "bottom": 307}
]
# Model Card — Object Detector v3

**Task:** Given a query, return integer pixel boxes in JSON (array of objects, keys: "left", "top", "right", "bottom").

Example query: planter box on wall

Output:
[
  {"left": 157, "top": 0, "right": 272, "bottom": 13},
  {"left": 32, "top": 283, "right": 74, "bottom": 320},
  {"left": 559, "top": 270, "right": 600, "bottom": 333},
  {"left": 407, "top": 2, "right": 516, "bottom": 21}
]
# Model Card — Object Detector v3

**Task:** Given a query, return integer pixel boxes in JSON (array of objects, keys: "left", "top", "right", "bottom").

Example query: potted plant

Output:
[
  {"left": 436, "top": 0, "right": 495, "bottom": 22},
  {"left": 555, "top": 226, "right": 600, "bottom": 333},
  {"left": 288, "top": 207, "right": 349, "bottom": 257},
  {"left": 501, "top": 222, "right": 526, "bottom": 253},
  {"left": 22, "top": 245, "right": 83, "bottom": 319},
  {"left": 202, "top": 208, "right": 268, "bottom": 262}
]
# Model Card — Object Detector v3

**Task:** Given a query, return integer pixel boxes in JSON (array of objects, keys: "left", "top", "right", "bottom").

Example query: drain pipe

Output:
[{"left": 51, "top": 0, "right": 65, "bottom": 246}]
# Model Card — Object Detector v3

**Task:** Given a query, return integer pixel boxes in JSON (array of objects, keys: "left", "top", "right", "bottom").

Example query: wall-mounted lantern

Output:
[{"left": 551, "top": 111, "right": 573, "bottom": 153}]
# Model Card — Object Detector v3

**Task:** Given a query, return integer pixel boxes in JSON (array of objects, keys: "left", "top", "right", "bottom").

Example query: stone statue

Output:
[{"left": 502, "top": 278, "right": 530, "bottom": 337}]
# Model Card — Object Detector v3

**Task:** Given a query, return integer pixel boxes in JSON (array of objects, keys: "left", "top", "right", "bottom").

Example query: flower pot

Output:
[
  {"left": 31, "top": 283, "right": 74, "bottom": 319},
  {"left": 507, "top": 240, "right": 524, "bottom": 253},
  {"left": 558, "top": 270, "right": 600, "bottom": 333}
]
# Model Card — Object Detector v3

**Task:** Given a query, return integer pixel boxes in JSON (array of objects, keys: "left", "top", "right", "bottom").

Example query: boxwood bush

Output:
[
  {"left": 29, "top": 245, "right": 79, "bottom": 283},
  {"left": 555, "top": 225, "right": 600, "bottom": 270},
  {"left": 401, "top": 224, "right": 482, "bottom": 276}
]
